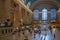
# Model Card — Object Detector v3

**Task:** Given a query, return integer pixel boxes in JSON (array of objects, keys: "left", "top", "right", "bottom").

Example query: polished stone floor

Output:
[{"left": 0, "top": 28, "right": 60, "bottom": 40}]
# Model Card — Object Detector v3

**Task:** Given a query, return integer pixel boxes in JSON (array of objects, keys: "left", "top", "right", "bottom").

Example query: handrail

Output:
[{"left": 14, "top": 0, "right": 33, "bottom": 14}]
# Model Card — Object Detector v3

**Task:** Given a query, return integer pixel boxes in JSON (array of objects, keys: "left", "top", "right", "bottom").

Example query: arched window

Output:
[
  {"left": 34, "top": 9, "right": 39, "bottom": 20},
  {"left": 21, "top": 0, "right": 26, "bottom": 4},
  {"left": 50, "top": 8, "right": 56, "bottom": 20},
  {"left": 27, "top": 2, "right": 31, "bottom": 8},
  {"left": 42, "top": 8, "right": 48, "bottom": 20}
]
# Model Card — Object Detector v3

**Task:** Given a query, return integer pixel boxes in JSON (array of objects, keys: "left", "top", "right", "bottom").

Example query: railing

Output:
[
  {"left": 0, "top": 27, "right": 30, "bottom": 40},
  {"left": 0, "top": 27, "right": 21, "bottom": 40},
  {"left": 14, "top": 0, "right": 33, "bottom": 14},
  {"left": 0, "top": 27, "right": 14, "bottom": 37}
]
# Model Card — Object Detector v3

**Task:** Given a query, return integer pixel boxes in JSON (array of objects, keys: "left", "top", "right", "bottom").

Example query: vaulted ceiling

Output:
[
  {"left": 25, "top": 0, "right": 60, "bottom": 10},
  {"left": 25, "top": 0, "right": 36, "bottom": 5},
  {"left": 26, "top": 0, "right": 60, "bottom": 5},
  {"left": 56, "top": 0, "right": 60, "bottom": 3}
]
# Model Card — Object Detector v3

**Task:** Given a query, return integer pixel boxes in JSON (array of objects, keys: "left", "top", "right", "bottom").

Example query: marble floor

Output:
[{"left": 0, "top": 29, "right": 60, "bottom": 40}]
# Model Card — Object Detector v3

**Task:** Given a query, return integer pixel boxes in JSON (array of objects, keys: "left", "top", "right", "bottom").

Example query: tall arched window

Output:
[
  {"left": 27, "top": 2, "right": 31, "bottom": 8},
  {"left": 50, "top": 8, "right": 56, "bottom": 20},
  {"left": 42, "top": 8, "right": 48, "bottom": 20},
  {"left": 34, "top": 9, "right": 39, "bottom": 20},
  {"left": 21, "top": 0, "right": 26, "bottom": 4}
]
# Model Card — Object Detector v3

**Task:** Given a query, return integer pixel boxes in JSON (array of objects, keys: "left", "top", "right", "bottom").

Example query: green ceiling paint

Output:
[
  {"left": 25, "top": 0, "right": 30, "bottom": 5},
  {"left": 25, "top": 0, "right": 60, "bottom": 5},
  {"left": 25, "top": 0, "right": 36, "bottom": 5},
  {"left": 55, "top": 0, "right": 60, "bottom": 3}
]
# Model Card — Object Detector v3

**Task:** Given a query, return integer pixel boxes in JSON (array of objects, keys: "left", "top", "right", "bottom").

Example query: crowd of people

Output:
[
  {"left": 33, "top": 26, "right": 55, "bottom": 40},
  {"left": 12, "top": 25, "right": 55, "bottom": 40}
]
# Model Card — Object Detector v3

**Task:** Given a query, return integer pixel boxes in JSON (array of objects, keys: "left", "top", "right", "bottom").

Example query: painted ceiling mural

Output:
[
  {"left": 25, "top": 0, "right": 36, "bottom": 5},
  {"left": 56, "top": 0, "right": 60, "bottom": 3},
  {"left": 25, "top": 0, "right": 60, "bottom": 5}
]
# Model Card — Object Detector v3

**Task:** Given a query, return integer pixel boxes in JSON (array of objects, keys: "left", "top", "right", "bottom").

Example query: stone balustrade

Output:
[{"left": 0, "top": 27, "right": 14, "bottom": 36}]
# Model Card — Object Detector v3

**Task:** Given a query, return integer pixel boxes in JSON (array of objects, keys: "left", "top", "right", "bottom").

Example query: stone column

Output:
[
  {"left": 0, "top": 0, "right": 6, "bottom": 22},
  {"left": 13, "top": 4, "right": 20, "bottom": 28},
  {"left": 5, "top": 0, "right": 11, "bottom": 20}
]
